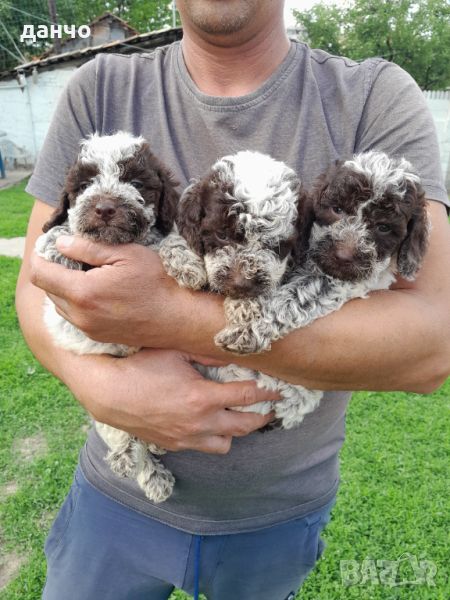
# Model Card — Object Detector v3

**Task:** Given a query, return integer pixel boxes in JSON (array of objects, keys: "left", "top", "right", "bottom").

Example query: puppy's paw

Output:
[
  {"left": 35, "top": 228, "right": 83, "bottom": 270},
  {"left": 214, "top": 325, "right": 272, "bottom": 355},
  {"left": 172, "top": 263, "right": 208, "bottom": 290},
  {"left": 223, "top": 298, "right": 262, "bottom": 324},
  {"left": 147, "top": 443, "right": 166, "bottom": 455},
  {"left": 140, "top": 469, "right": 175, "bottom": 504},
  {"left": 159, "top": 237, "right": 207, "bottom": 290},
  {"left": 106, "top": 451, "right": 137, "bottom": 479}
]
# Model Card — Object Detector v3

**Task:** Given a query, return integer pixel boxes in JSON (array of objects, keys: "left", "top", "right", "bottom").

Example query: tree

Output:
[{"left": 294, "top": 0, "right": 450, "bottom": 90}]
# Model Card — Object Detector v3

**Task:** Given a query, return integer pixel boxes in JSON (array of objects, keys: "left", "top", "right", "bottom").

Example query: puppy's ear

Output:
[
  {"left": 292, "top": 188, "right": 315, "bottom": 264},
  {"left": 156, "top": 166, "right": 179, "bottom": 235},
  {"left": 177, "top": 180, "right": 205, "bottom": 255},
  {"left": 42, "top": 189, "right": 70, "bottom": 232},
  {"left": 397, "top": 181, "right": 429, "bottom": 280},
  {"left": 310, "top": 162, "right": 339, "bottom": 206},
  {"left": 135, "top": 143, "right": 179, "bottom": 235}
]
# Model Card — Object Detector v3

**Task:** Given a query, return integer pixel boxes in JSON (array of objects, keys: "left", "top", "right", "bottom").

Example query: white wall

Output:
[
  {"left": 424, "top": 91, "right": 450, "bottom": 190},
  {"left": 0, "top": 67, "right": 449, "bottom": 194},
  {"left": 0, "top": 65, "right": 76, "bottom": 163}
]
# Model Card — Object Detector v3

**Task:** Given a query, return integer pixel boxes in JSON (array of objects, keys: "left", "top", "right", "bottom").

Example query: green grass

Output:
[
  {"left": 0, "top": 183, "right": 449, "bottom": 599},
  {"left": 0, "top": 179, "right": 34, "bottom": 238},
  {"left": 0, "top": 257, "right": 89, "bottom": 599}
]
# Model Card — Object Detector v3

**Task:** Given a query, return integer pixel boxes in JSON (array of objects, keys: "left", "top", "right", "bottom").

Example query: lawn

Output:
[
  {"left": 0, "top": 185, "right": 448, "bottom": 599},
  {"left": 0, "top": 180, "right": 34, "bottom": 238}
]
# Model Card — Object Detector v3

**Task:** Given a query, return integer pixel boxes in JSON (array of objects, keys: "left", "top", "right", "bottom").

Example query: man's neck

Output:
[{"left": 181, "top": 18, "right": 291, "bottom": 97}]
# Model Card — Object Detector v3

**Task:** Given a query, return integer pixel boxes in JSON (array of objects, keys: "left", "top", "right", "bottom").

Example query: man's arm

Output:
[
  {"left": 29, "top": 200, "right": 450, "bottom": 394},
  {"left": 16, "top": 200, "right": 280, "bottom": 455},
  {"left": 167, "top": 200, "right": 450, "bottom": 393},
  {"left": 186, "top": 200, "right": 450, "bottom": 392}
]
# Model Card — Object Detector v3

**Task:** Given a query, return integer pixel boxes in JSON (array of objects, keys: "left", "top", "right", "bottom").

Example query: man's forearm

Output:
[
  {"left": 17, "top": 259, "right": 279, "bottom": 453},
  {"left": 172, "top": 285, "right": 447, "bottom": 393},
  {"left": 15, "top": 276, "right": 112, "bottom": 415},
  {"left": 173, "top": 202, "right": 450, "bottom": 393},
  {"left": 28, "top": 199, "right": 449, "bottom": 395}
]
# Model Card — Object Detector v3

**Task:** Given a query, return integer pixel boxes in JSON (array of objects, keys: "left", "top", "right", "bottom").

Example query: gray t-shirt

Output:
[{"left": 27, "top": 41, "right": 448, "bottom": 535}]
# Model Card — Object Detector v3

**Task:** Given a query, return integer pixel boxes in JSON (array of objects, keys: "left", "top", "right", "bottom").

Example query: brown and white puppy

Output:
[
  {"left": 159, "top": 150, "right": 321, "bottom": 429},
  {"left": 41, "top": 131, "right": 177, "bottom": 248},
  {"left": 160, "top": 150, "right": 303, "bottom": 299},
  {"left": 205, "top": 150, "right": 429, "bottom": 429},
  {"left": 218, "top": 150, "right": 429, "bottom": 356},
  {"left": 306, "top": 151, "right": 428, "bottom": 283},
  {"left": 37, "top": 131, "right": 178, "bottom": 354},
  {"left": 35, "top": 131, "right": 179, "bottom": 503}
]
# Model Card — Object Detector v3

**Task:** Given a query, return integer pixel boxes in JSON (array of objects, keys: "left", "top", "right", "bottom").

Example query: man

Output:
[{"left": 16, "top": 0, "right": 450, "bottom": 598}]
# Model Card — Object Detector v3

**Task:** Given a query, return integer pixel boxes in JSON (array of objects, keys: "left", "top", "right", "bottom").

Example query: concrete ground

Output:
[
  {"left": 0, "top": 170, "right": 31, "bottom": 190},
  {"left": 0, "top": 171, "right": 30, "bottom": 258},
  {"left": 0, "top": 237, "right": 25, "bottom": 258}
]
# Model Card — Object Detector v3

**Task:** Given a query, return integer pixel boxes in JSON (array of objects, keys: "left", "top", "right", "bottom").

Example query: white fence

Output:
[
  {"left": 423, "top": 90, "right": 450, "bottom": 101},
  {"left": 0, "top": 73, "right": 449, "bottom": 192},
  {"left": 424, "top": 90, "right": 450, "bottom": 190}
]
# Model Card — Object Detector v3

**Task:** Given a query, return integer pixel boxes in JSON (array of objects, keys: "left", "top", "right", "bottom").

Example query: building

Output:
[
  {"left": 0, "top": 13, "right": 181, "bottom": 169},
  {"left": 0, "top": 13, "right": 448, "bottom": 193}
]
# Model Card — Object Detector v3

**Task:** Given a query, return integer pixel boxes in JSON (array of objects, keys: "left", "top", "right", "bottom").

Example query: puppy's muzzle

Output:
[
  {"left": 205, "top": 245, "right": 288, "bottom": 299},
  {"left": 310, "top": 219, "right": 377, "bottom": 281},
  {"left": 71, "top": 190, "right": 151, "bottom": 244}
]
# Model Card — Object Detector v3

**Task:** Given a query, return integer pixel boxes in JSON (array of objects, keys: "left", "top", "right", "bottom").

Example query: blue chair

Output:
[{"left": 0, "top": 151, "right": 5, "bottom": 179}]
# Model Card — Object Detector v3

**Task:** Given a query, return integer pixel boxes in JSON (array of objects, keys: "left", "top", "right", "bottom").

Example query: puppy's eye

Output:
[
  {"left": 215, "top": 231, "right": 228, "bottom": 242},
  {"left": 78, "top": 182, "right": 90, "bottom": 192},
  {"left": 130, "top": 180, "right": 144, "bottom": 190},
  {"left": 377, "top": 224, "right": 392, "bottom": 233},
  {"left": 331, "top": 205, "right": 344, "bottom": 215}
]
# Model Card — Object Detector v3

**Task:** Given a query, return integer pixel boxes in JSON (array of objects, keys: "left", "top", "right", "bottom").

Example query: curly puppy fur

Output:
[
  {"left": 35, "top": 131, "right": 179, "bottom": 503},
  {"left": 220, "top": 150, "right": 429, "bottom": 353},
  {"left": 216, "top": 151, "right": 429, "bottom": 425},
  {"left": 160, "top": 150, "right": 322, "bottom": 428},
  {"left": 161, "top": 150, "right": 303, "bottom": 297}
]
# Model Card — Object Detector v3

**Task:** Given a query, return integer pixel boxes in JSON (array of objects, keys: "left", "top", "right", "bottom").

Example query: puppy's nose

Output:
[
  {"left": 95, "top": 199, "right": 116, "bottom": 222},
  {"left": 229, "top": 273, "right": 259, "bottom": 297},
  {"left": 335, "top": 245, "right": 355, "bottom": 262}
]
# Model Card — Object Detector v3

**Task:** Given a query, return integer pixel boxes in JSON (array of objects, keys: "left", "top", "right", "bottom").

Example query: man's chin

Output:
[{"left": 181, "top": 0, "right": 256, "bottom": 36}]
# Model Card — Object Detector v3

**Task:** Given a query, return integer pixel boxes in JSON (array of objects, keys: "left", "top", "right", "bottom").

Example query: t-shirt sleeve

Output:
[
  {"left": 25, "top": 58, "right": 97, "bottom": 206},
  {"left": 356, "top": 61, "right": 449, "bottom": 209}
]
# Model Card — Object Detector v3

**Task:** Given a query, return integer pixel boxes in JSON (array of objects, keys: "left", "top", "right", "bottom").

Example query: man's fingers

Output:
[
  {"left": 189, "top": 353, "right": 229, "bottom": 367},
  {"left": 55, "top": 235, "right": 128, "bottom": 266},
  {"left": 30, "top": 253, "right": 85, "bottom": 297},
  {"left": 162, "top": 435, "right": 233, "bottom": 455},
  {"left": 194, "top": 435, "right": 233, "bottom": 455},
  {"left": 47, "top": 292, "right": 70, "bottom": 316},
  {"left": 210, "top": 379, "right": 281, "bottom": 408},
  {"left": 218, "top": 409, "right": 276, "bottom": 437}
]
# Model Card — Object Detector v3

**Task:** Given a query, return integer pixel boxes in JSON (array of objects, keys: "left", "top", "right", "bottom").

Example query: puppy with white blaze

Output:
[
  {"left": 159, "top": 150, "right": 323, "bottom": 428},
  {"left": 35, "top": 131, "right": 179, "bottom": 503},
  {"left": 214, "top": 151, "right": 429, "bottom": 426}
]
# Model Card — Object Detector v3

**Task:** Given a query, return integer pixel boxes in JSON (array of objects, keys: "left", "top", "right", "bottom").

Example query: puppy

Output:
[
  {"left": 212, "top": 151, "right": 429, "bottom": 427},
  {"left": 217, "top": 151, "right": 429, "bottom": 353},
  {"left": 159, "top": 150, "right": 322, "bottom": 427},
  {"left": 36, "top": 131, "right": 179, "bottom": 502}
]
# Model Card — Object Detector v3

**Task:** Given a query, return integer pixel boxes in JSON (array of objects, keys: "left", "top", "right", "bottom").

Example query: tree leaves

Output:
[{"left": 294, "top": 0, "right": 450, "bottom": 90}]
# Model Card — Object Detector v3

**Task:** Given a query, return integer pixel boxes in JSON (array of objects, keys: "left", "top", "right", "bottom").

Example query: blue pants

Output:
[{"left": 43, "top": 466, "right": 335, "bottom": 600}]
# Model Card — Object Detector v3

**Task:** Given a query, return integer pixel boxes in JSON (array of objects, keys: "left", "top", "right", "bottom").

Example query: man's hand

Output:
[
  {"left": 30, "top": 235, "right": 194, "bottom": 349},
  {"left": 18, "top": 201, "right": 279, "bottom": 454},
  {"left": 70, "top": 348, "right": 278, "bottom": 454}
]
